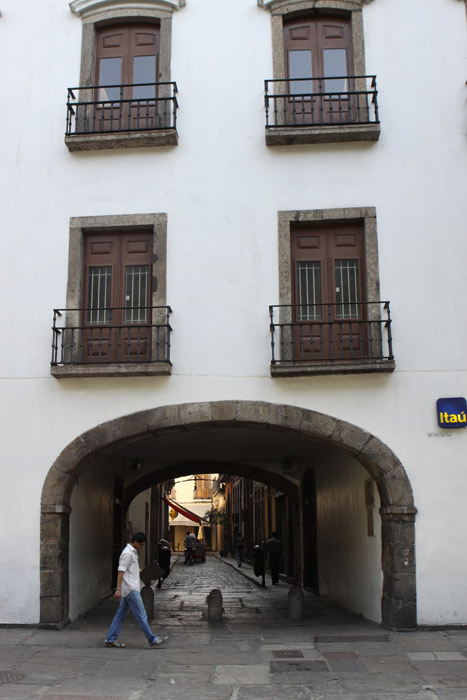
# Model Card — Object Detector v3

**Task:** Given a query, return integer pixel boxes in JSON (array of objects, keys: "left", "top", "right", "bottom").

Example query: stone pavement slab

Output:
[
  {"left": 362, "top": 654, "right": 414, "bottom": 673},
  {"left": 431, "top": 691, "right": 467, "bottom": 700},
  {"left": 236, "top": 686, "right": 313, "bottom": 699},
  {"left": 41, "top": 696, "right": 124, "bottom": 700},
  {"left": 212, "top": 664, "right": 270, "bottom": 684},
  {"left": 138, "top": 680, "right": 233, "bottom": 700},
  {"left": 413, "top": 661, "right": 467, "bottom": 687},
  {"left": 306, "top": 694, "right": 441, "bottom": 700},
  {"left": 0, "top": 631, "right": 33, "bottom": 645},
  {"left": 41, "top": 676, "right": 148, "bottom": 696},
  {"left": 0, "top": 690, "right": 54, "bottom": 700},
  {"left": 93, "top": 660, "right": 158, "bottom": 677},
  {"left": 337, "top": 671, "right": 427, "bottom": 694},
  {"left": 393, "top": 632, "right": 463, "bottom": 652},
  {"left": 324, "top": 657, "right": 368, "bottom": 672},
  {"left": 168, "top": 651, "right": 269, "bottom": 665},
  {"left": 150, "top": 662, "right": 212, "bottom": 682}
]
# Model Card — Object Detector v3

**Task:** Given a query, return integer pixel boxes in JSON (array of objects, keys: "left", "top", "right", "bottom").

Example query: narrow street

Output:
[
  {"left": 153, "top": 553, "right": 294, "bottom": 625},
  {"left": 1, "top": 555, "right": 467, "bottom": 699}
]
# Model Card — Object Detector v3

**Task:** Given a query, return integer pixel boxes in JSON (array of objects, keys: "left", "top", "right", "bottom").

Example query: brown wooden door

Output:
[
  {"left": 284, "top": 15, "right": 353, "bottom": 125},
  {"left": 82, "top": 231, "right": 152, "bottom": 362},
  {"left": 291, "top": 223, "right": 365, "bottom": 361},
  {"left": 95, "top": 24, "right": 160, "bottom": 132}
]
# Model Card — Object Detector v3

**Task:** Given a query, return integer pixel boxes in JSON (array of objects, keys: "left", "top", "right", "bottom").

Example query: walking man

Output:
[
  {"left": 266, "top": 531, "right": 281, "bottom": 585},
  {"left": 234, "top": 530, "right": 246, "bottom": 567},
  {"left": 105, "top": 532, "right": 167, "bottom": 648},
  {"left": 184, "top": 531, "right": 197, "bottom": 565}
]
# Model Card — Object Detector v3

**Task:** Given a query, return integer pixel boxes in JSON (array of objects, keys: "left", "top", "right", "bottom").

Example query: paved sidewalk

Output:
[{"left": 1, "top": 555, "right": 467, "bottom": 699}]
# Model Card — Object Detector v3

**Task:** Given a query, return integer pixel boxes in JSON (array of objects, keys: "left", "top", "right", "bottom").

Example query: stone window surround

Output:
[
  {"left": 66, "top": 0, "right": 184, "bottom": 151},
  {"left": 69, "top": 0, "right": 186, "bottom": 16},
  {"left": 50, "top": 213, "right": 171, "bottom": 378},
  {"left": 273, "top": 206, "right": 395, "bottom": 376},
  {"left": 260, "top": 0, "right": 381, "bottom": 145}
]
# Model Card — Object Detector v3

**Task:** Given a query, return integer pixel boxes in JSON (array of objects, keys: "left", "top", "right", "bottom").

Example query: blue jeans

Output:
[{"left": 105, "top": 590, "right": 157, "bottom": 645}]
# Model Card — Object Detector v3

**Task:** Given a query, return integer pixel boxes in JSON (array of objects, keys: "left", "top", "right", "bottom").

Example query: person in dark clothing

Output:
[
  {"left": 266, "top": 531, "right": 281, "bottom": 585},
  {"left": 234, "top": 530, "right": 246, "bottom": 567},
  {"left": 184, "top": 531, "right": 197, "bottom": 565},
  {"left": 157, "top": 539, "right": 171, "bottom": 588}
]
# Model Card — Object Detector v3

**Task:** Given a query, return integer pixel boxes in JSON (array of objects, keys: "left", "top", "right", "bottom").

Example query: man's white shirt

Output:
[{"left": 118, "top": 543, "right": 141, "bottom": 597}]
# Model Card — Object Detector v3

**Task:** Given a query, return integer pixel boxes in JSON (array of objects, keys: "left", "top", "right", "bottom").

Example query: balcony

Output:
[
  {"left": 65, "top": 82, "right": 178, "bottom": 152},
  {"left": 264, "top": 76, "right": 380, "bottom": 146},
  {"left": 50, "top": 306, "right": 172, "bottom": 378},
  {"left": 269, "top": 302, "right": 395, "bottom": 376}
]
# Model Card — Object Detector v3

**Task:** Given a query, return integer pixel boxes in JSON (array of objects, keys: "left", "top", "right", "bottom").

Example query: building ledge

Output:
[
  {"left": 65, "top": 129, "right": 178, "bottom": 152},
  {"left": 271, "top": 358, "right": 395, "bottom": 377},
  {"left": 69, "top": 0, "right": 186, "bottom": 18},
  {"left": 51, "top": 362, "right": 172, "bottom": 378},
  {"left": 266, "top": 123, "right": 380, "bottom": 146}
]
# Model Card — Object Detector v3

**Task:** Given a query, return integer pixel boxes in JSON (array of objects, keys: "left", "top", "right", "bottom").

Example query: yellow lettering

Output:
[
  {"left": 459, "top": 412, "right": 467, "bottom": 423},
  {"left": 440, "top": 412, "right": 447, "bottom": 423},
  {"left": 450, "top": 414, "right": 458, "bottom": 423}
]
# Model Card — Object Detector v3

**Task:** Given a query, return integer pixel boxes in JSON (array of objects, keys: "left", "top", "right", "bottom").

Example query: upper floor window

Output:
[
  {"left": 96, "top": 23, "right": 160, "bottom": 111},
  {"left": 66, "top": 0, "right": 184, "bottom": 152},
  {"left": 261, "top": 0, "right": 381, "bottom": 145},
  {"left": 51, "top": 213, "right": 172, "bottom": 378},
  {"left": 284, "top": 14, "right": 352, "bottom": 124},
  {"left": 269, "top": 207, "right": 395, "bottom": 376},
  {"left": 194, "top": 475, "right": 211, "bottom": 500}
]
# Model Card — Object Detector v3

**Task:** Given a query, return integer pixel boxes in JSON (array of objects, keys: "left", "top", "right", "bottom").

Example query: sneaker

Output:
[{"left": 150, "top": 636, "right": 168, "bottom": 648}]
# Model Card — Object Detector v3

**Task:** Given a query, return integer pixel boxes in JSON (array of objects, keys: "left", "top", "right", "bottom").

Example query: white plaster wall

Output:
[
  {"left": 0, "top": 0, "right": 466, "bottom": 624},
  {"left": 127, "top": 490, "right": 151, "bottom": 539},
  {"left": 313, "top": 449, "right": 383, "bottom": 623},
  {"left": 127, "top": 488, "right": 153, "bottom": 568},
  {"left": 69, "top": 459, "right": 114, "bottom": 620}
]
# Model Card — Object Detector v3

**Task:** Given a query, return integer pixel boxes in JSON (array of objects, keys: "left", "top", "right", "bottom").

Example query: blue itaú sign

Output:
[{"left": 437, "top": 397, "right": 467, "bottom": 428}]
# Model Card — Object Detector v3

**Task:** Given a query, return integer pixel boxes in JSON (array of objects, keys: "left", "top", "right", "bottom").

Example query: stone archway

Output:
[{"left": 40, "top": 400, "right": 416, "bottom": 629}]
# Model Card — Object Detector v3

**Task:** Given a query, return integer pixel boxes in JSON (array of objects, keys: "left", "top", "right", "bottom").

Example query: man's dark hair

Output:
[
  {"left": 271, "top": 531, "right": 278, "bottom": 538},
  {"left": 130, "top": 532, "right": 146, "bottom": 544}
]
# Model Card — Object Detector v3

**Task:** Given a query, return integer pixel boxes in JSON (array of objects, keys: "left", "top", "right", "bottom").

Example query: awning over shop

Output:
[{"left": 162, "top": 496, "right": 208, "bottom": 525}]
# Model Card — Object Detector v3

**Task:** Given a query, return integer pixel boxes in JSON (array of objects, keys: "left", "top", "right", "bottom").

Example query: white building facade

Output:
[{"left": 0, "top": 0, "right": 466, "bottom": 629}]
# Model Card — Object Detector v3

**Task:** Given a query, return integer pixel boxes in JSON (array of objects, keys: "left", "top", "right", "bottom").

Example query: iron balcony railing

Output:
[
  {"left": 51, "top": 306, "right": 172, "bottom": 366},
  {"left": 66, "top": 82, "right": 178, "bottom": 136},
  {"left": 269, "top": 301, "right": 393, "bottom": 365},
  {"left": 265, "top": 75, "right": 379, "bottom": 129}
]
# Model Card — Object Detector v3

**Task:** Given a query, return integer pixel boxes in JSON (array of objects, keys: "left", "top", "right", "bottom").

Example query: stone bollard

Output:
[
  {"left": 288, "top": 584, "right": 304, "bottom": 621},
  {"left": 141, "top": 585, "right": 154, "bottom": 620},
  {"left": 206, "top": 588, "right": 223, "bottom": 623}
]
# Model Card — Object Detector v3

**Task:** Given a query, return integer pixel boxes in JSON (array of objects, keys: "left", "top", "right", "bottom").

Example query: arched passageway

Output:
[{"left": 40, "top": 401, "right": 416, "bottom": 629}]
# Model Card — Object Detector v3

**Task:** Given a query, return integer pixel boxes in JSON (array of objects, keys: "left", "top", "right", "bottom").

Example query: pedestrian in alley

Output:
[
  {"left": 234, "top": 530, "right": 246, "bottom": 567},
  {"left": 184, "top": 530, "right": 197, "bottom": 565},
  {"left": 266, "top": 531, "right": 281, "bottom": 585},
  {"left": 157, "top": 538, "right": 171, "bottom": 588},
  {"left": 104, "top": 532, "right": 167, "bottom": 649}
]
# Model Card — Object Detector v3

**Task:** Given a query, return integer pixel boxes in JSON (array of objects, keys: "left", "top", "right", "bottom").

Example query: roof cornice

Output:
[
  {"left": 69, "top": 0, "right": 185, "bottom": 18},
  {"left": 257, "top": 0, "right": 373, "bottom": 9}
]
